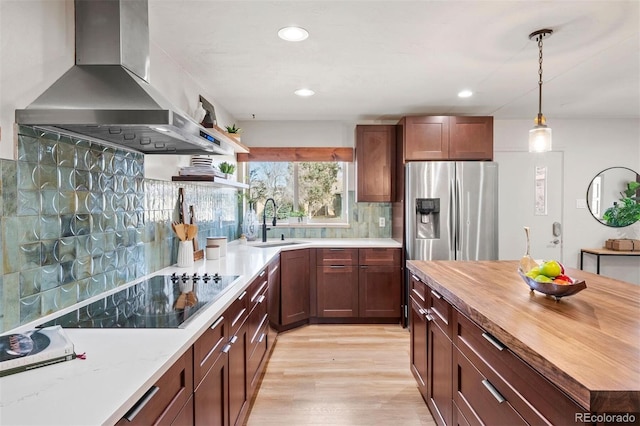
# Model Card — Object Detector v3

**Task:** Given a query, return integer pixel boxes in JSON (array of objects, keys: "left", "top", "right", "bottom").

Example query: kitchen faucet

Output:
[{"left": 262, "top": 198, "right": 277, "bottom": 242}]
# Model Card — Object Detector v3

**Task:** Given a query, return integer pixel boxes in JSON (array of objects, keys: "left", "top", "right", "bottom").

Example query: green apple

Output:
[
  {"left": 534, "top": 274, "right": 553, "bottom": 283},
  {"left": 539, "top": 260, "right": 562, "bottom": 278}
]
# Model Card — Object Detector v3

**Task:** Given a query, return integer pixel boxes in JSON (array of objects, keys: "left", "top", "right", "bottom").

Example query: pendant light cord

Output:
[{"left": 537, "top": 34, "right": 544, "bottom": 122}]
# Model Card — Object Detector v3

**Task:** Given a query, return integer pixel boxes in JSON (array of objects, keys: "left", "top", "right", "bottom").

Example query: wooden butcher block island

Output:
[{"left": 407, "top": 260, "right": 639, "bottom": 425}]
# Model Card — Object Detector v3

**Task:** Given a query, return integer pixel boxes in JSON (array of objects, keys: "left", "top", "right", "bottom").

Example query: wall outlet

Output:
[{"left": 379, "top": 217, "right": 385, "bottom": 227}]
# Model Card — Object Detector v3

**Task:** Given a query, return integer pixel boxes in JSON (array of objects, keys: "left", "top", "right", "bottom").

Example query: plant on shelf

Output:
[
  {"left": 224, "top": 123, "right": 241, "bottom": 134},
  {"left": 603, "top": 180, "right": 640, "bottom": 227},
  {"left": 218, "top": 161, "right": 236, "bottom": 177}
]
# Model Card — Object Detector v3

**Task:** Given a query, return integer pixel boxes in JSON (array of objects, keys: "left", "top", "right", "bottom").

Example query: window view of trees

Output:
[{"left": 247, "top": 162, "right": 346, "bottom": 223}]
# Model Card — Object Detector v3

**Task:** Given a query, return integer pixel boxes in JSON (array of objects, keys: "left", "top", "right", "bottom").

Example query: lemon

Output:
[{"left": 525, "top": 267, "right": 540, "bottom": 279}]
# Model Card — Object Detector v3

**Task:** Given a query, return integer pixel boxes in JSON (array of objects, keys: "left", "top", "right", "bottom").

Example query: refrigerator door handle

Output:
[
  {"left": 449, "top": 180, "right": 456, "bottom": 258},
  {"left": 456, "top": 177, "right": 461, "bottom": 254}
]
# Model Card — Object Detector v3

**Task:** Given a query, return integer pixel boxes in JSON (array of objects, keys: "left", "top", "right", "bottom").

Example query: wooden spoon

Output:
[
  {"left": 186, "top": 224, "right": 198, "bottom": 241},
  {"left": 172, "top": 222, "right": 186, "bottom": 241}
]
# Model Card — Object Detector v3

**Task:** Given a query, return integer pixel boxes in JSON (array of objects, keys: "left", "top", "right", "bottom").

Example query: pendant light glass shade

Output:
[{"left": 529, "top": 125, "right": 552, "bottom": 152}]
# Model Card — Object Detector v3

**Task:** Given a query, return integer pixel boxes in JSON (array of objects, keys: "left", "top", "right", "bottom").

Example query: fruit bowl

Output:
[{"left": 517, "top": 270, "right": 587, "bottom": 300}]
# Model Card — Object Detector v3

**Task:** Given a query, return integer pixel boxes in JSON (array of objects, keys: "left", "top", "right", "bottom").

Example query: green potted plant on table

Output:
[{"left": 289, "top": 209, "right": 307, "bottom": 224}]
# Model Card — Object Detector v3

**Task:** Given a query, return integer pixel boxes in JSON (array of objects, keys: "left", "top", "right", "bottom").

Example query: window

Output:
[{"left": 248, "top": 161, "right": 348, "bottom": 224}]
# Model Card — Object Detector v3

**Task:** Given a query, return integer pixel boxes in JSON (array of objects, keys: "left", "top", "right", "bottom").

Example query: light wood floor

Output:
[{"left": 245, "top": 324, "right": 436, "bottom": 426}]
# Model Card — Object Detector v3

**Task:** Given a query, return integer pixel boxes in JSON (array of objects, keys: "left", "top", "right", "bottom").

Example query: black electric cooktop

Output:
[{"left": 39, "top": 273, "right": 240, "bottom": 329}]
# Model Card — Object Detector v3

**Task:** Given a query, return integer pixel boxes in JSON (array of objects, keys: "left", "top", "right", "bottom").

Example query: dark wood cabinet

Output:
[
  {"left": 267, "top": 254, "right": 281, "bottom": 331},
  {"left": 448, "top": 116, "right": 493, "bottom": 160},
  {"left": 228, "top": 319, "right": 248, "bottom": 426},
  {"left": 356, "top": 125, "right": 396, "bottom": 202},
  {"left": 427, "top": 302, "right": 453, "bottom": 426},
  {"left": 117, "top": 348, "right": 193, "bottom": 426},
  {"left": 410, "top": 289, "right": 428, "bottom": 400},
  {"left": 194, "top": 315, "right": 228, "bottom": 426},
  {"left": 315, "top": 248, "right": 401, "bottom": 321},
  {"left": 359, "top": 265, "right": 401, "bottom": 318},
  {"left": 317, "top": 265, "right": 359, "bottom": 317},
  {"left": 400, "top": 115, "right": 493, "bottom": 161},
  {"left": 280, "top": 249, "right": 311, "bottom": 327}
]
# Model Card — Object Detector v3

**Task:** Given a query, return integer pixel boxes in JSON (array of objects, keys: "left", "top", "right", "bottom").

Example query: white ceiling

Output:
[{"left": 148, "top": 0, "right": 640, "bottom": 123}]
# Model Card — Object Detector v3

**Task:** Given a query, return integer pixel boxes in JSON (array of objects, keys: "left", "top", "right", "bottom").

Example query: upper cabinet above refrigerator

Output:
[{"left": 397, "top": 116, "right": 493, "bottom": 161}]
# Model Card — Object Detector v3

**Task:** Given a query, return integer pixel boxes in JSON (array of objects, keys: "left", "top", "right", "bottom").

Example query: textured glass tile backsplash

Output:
[{"left": 0, "top": 126, "right": 391, "bottom": 333}]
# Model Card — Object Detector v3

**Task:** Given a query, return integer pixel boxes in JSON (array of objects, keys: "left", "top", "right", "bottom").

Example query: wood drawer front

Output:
[
  {"left": 249, "top": 269, "right": 268, "bottom": 314},
  {"left": 248, "top": 319, "right": 269, "bottom": 393},
  {"left": 428, "top": 287, "right": 452, "bottom": 338},
  {"left": 453, "top": 348, "right": 526, "bottom": 426},
  {"left": 248, "top": 294, "right": 268, "bottom": 354},
  {"left": 454, "top": 311, "right": 584, "bottom": 425},
  {"left": 118, "top": 348, "right": 194, "bottom": 426},
  {"left": 316, "top": 248, "right": 358, "bottom": 265},
  {"left": 193, "top": 314, "right": 227, "bottom": 387},
  {"left": 358, "top": 248, "right": 400, "bottom": 266},
  {"left": 409, "top": 274, "right": 427, "bottom": 306},
  {"left": 228, "top": 290, "right": 249, "bottom": 337}
]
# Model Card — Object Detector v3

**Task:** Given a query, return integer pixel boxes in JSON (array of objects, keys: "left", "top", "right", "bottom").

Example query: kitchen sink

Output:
[{"left": 253, "top": 241, "right": 303, "bottom": 248}]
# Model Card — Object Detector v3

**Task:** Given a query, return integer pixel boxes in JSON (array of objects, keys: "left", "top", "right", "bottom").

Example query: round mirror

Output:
[{"left": 586, "top": 167, "right": 640, "bottom": 227}]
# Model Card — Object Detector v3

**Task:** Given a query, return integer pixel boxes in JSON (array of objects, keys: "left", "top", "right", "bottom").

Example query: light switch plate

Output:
[
  {"left": 576, "top": 199, "right": 587, "bottom": 209},
  {"left": 379, "top": 217, "right": 385, "bottom": 227}
]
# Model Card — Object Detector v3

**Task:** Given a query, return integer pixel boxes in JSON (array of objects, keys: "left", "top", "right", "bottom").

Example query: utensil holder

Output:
[{"left": 177, "top": 240, "right": 194, "bottom": 267}]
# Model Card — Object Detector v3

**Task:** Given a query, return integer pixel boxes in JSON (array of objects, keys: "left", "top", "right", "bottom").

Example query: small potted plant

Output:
[
  {"left": 289, "top": 209, "right": 307, "bottom": 224},
  {"left": 218, "top": 161, "right": 236, "bottom": 179},
  {"left": 224, "top": 124, "right": 241, "bottom": 139}
]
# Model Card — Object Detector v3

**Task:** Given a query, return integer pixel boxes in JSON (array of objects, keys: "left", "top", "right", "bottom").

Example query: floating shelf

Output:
[
  {"left": 203, "top": 124, "right": 250, "bottom": 154},
  {"left": 171, "top": 175, "right": 249, "bottom": 189}
]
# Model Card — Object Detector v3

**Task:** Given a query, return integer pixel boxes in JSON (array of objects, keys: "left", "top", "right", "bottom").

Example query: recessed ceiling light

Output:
[
  {"left": 458, "top": 90, "right": 473, "bottom": 98},
  {"left": 278, "top": 26, "right": 309, "bottom": 42},
  {"left": 294, "top": 88, "right": 315, "bottom": 97}
]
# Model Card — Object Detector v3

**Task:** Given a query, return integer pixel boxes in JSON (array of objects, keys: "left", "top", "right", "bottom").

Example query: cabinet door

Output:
[
  {"left": 316, "top": 265, "right": 359, "bottom": 317},
  {"left": 358, "top": 265, "right": 401, "bottom": 318},
  {"left": 404, "top": 116, "right": 449, "bottom": 160},
  {"left": 448, "top": 116, "right": 493, "bottom": 160},
  {"left": 410, "top": 296, "right": 428, "bottom": 400},
  {"left": 427, "top": 320, "right": 453, "bottom": 426},
  {"left": 228, "top": 321, "right": 248, "bottom": 426},
  {"left": 356, "top": 125, "right": 396, "bottom": 202},
  {"left": 194, "top": 350, "right": 228, "bottom": 426},
  {"left": 280, "top": 249, "right": 310, "bottom": 326}
]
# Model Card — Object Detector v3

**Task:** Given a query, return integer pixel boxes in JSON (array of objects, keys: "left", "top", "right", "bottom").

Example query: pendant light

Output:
[{"left": 528, "top": 29, "right": 553, "bottom": 152}]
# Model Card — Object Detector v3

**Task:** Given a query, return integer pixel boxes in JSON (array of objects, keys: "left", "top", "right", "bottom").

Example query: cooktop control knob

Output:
[{"left": 202, "top": 273, "right": 210, "bottom": 282}]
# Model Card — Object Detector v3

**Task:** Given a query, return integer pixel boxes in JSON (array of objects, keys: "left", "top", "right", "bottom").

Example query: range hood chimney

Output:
[{"left": 16, "top": 0, "right": 236, "bottom": 155}]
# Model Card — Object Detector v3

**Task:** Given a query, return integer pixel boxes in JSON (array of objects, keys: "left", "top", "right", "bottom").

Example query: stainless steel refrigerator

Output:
[{"left": 405, "top": 161, "right": 498, "bottom": 262}]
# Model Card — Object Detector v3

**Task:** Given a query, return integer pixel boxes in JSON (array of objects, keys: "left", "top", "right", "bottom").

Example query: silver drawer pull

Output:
[
  {"left": 124, "top": 385, "right": 160, "bottom": 421},
  {"left": 482, "top": 379, "right": 506, "bottom": 403},
  {"left": 221, "top": 344, "right": 231, "bottom": 354},
  {"left": 418, "top": 308, "right": 425, "bottom": 315},
  {"left": 238, "top": 290, "right": 247, "bottom": 300},
  {"left": 258, "top": 333, "right": 266, "bottom": 343},
  {"left": 257, "top": 295, "right": 266, "bottom": 304},
  {"left": 482, "top": 332, "right": 506, "bottom": 351},
  {"left": 259, "top": 270, "right": 266, "bottom": 277},
  {"left": 411, "top": 274, "right": 420, "bottom": 281},
  {"left": 425, "top": 313, "right": 434, "bottom": 322},
  {"left": 431, "top": 290, "right": 442, "bottom": 299},
  {"left": 329, "top": 248, "right": 345, "bottom": 251},
  {"left": 329, "top": 265, "right": 346, "bottom": 268},
  {"left": 210, "top": 315, "right": 224, "bottom": 330},
  {"left": 229, "top": 335, "right": 238, "bottom": 344}
]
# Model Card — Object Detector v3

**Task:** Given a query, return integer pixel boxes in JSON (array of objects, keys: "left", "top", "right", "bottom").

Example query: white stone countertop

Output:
[{"left": 0, "top": 238, "right": 400, "bottom": 426}]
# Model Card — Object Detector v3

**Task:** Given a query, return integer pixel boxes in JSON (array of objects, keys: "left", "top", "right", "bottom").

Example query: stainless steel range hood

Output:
[{"left": 15, "top": 0, "right": 236, "bottom": 155}]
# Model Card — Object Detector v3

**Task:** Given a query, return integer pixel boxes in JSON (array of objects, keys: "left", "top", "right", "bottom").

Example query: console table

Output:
[{"left": 580, "top": 248, "right": 640, "bottom": 274}]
